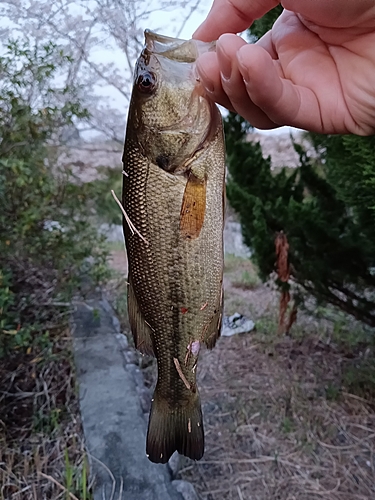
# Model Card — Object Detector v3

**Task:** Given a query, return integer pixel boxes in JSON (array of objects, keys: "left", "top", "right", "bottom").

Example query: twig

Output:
[
  {"left": 173, "top": 358, "right": 191, "bottom": 391},
  {"left": 39, "top": 472, "right": 80, "bottom": 500},
  {"left": 88, "top": 454, "right": 116, "bottom": 500},
  {"left": 176, "top": 0, "right": 200, "bottom": 38},
  {"left": 237, "top": 485, "right": 244, "bottom": 500},
  {"left": 111, "top": 190, "right": 149, "bottom": 245},
  {"left": 342, "top": 391, "right": 373, "bottom": 404},
  {"left": 117, "top": 477, "right": 124, "bottom": 500}
]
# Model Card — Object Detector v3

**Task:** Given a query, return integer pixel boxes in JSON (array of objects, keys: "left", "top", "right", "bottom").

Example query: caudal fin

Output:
[{"left": 146, "top": 392, "right": 204, "bottom": 464}]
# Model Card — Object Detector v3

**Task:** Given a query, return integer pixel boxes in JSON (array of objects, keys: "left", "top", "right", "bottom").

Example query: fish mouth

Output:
[{"left": 144, "top": 30, "right": 216, "bottom": 63}]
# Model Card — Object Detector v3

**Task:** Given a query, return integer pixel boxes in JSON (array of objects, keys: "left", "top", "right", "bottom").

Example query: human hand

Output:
[{"left": 193, "top": 0, "right": 375, "bottom": 135}]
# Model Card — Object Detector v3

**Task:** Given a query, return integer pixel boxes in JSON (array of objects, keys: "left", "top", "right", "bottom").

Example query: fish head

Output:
[{"left": 127, "top": 30, "right": 219, "bottom": 174}]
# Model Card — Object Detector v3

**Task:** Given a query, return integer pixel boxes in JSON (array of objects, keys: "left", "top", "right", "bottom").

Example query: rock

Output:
[
  {"left": 221, "top": 312, "right": 255, "bottom": 337},
  {"left": 172, "top": 480, "right": 200, "bottom": 500},
  {"left": 72, "top": 298, "right": 182, "bottom": 500},
  {"left": 123, "top": 348, "right": 138, "bottom": 365},
  {"left": 224, "top": 220, "right": 251, "bottom": 258},
  {"left": 168, "top": 451, "right": 180, "bottom": 477},
  {"left": 127, "top": 363, "right": 146, "bottom": 389},
  {"left": 114, "top": 333, "right": 129, "bottom": 349}
]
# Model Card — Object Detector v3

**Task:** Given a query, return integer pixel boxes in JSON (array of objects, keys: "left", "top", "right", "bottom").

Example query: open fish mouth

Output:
[{"left": 144, "top": 30, "right": 216, "bottom": 63}]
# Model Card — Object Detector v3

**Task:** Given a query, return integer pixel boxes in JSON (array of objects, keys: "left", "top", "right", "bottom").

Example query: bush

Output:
[
  {"left": 224, "top": 8, "right": 375, "bottom": 328},
  {"left": 225, "top": 117, "right": 375, "bottom": 327},
  {"left": 0, "top": 40, "right": 110, "bottom": 356}
]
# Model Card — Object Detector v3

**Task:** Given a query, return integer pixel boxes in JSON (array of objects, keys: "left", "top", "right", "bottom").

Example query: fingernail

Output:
[
  {"left": 237, "top": 50, "right": 250, "bottom": 83},
  {"left": 219, "top": 48, "right": 232, "bottom": 80}
]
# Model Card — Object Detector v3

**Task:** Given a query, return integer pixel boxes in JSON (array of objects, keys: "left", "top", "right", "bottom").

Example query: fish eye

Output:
[{"left": 137, "top": 71, "right": 157, "bottom": 94}]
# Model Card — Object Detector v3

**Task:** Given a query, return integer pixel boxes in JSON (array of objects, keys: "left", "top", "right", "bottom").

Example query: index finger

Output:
[{"left": 193, "top": 0, "right": 279, "bottom": 41}]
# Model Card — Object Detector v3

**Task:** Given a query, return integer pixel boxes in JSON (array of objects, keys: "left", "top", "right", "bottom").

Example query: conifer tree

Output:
[{"left": 225, "top": 7, "right": 375, "bottom": 327}]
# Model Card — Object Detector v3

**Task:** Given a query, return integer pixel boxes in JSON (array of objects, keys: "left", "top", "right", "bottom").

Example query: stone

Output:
[
  {"left": 114, "top": 332, "right": 129, "bottom": 349},
  {"left": 221, "top": 312, "right": 255, "bottom": 337},
  {"left": 224, "top": 220, "right": 251, "bottom": 258},
  {"left": 168, "top": 451, "right": 180, "bottom": 477},
  {"left": 172, "top": 480, "right": 200, "bottom": 500},
  {"left": 72, "top": 298, "right": 182, "bottom": 500}
]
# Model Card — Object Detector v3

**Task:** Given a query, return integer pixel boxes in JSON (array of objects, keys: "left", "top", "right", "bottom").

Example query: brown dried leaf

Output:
[{"left": 275, "top": 231, "right": 290, "bottom": 282}]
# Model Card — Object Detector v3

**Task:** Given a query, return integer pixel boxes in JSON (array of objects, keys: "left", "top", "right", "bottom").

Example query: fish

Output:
[{"left": 121, "top": 30, "right": 225, "bottom": 464}]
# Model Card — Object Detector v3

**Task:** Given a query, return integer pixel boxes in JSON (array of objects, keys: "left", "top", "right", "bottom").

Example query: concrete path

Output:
[{"left": 72, "top": 297, "right": 183, "bottom": 500}]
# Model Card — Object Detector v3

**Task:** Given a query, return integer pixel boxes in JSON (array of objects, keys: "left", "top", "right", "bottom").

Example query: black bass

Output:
[{"left": 121, "top": 30, "right": 225, "bottom": 464}]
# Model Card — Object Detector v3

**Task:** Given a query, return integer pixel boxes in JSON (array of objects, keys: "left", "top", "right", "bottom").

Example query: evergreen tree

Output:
[
  {"left": 249, "top": 4, "right": 283, "bottom": 40},
  {"left": 225, "top": 8, "right": 375, "bottom": 327}
]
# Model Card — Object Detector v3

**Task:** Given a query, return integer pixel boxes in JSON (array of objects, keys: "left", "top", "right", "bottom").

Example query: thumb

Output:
[{"left": 193, "top": 0, "right": 279, "bottom": 41}]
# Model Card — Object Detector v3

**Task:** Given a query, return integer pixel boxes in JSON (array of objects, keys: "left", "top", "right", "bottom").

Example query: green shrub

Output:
[
  {"left": 84, "top": 165, "right": 123, "bottom": 225},
  {"left": 225, "top": 112, "right": 375, "bottom": 327},
  {"left": 0, "top": 40, "right": 110, "bottom": 356}
]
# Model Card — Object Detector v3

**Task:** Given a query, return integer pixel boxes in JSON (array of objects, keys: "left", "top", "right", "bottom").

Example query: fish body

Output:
[{"left": 122, "top": 31, "right": 225, "bottom": 464}]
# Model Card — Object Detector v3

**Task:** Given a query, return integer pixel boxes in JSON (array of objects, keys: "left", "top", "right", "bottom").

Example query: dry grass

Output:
[
  {"left": 175, "top": 255, "right": 375, "bottom": 500},
  {"left": 107, "top": 249, "right": 375, "bottom": 500},
  {"left": 179, "top": 332, "right": 375, "bottom": 500},
  {"left": 223, "top": 255, "right": 278, "bottom": 319},
  {"left": 0, "top": 328, "right": 91, "bottom": 500}
]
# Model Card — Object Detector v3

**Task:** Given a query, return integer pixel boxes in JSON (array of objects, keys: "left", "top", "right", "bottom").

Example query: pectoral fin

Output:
[
  {"left": 180, "top": 172, "right": 206, "bottom": 240},
  {"left": 128, "top": 277, "right": 155, "bottom": 356}
]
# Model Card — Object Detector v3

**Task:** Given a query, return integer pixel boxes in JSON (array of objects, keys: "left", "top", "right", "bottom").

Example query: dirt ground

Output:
[
  {"left": 108, "top": 248, "right": 375, "bottom": 500},
  {"left": 182, "top": 334, "right": 375, "bottom": 499}
]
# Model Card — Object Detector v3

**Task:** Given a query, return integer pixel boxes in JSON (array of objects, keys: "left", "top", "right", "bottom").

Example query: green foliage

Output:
[
  {"left": 281, "top": 416, "right": 295, "bottom": 434},
  {"left": 225, "top": 113, "right": 302, "bottom": 280},
  {"left": 233, "top": 269, "right": 260, "bottom": 290},
  {"left": 225, "top": 112, "right": 375, "bottom": 327},
  {"left": 311, "top": 134, "right": 375, "bottom": 229},
  {"left": 64, "top": 450, "right": 92, "bottom": 500},
  {"left": 343, "top": 360, "right": 375, "bottom": 400},
  {"left": 325, "top": 384, "right": 340, "bottom": 401},
  {"left": 249, "top": 4, "right": 283, "bottom": 40},
  {"left": 0, "top": 40, "right": 110, "bottom": 356},
  {"left": 224, "top": 7, "right": 375, "bottom": 329},
  {"left": 84, "top": 165, "right": 123, "bottom": 225}
]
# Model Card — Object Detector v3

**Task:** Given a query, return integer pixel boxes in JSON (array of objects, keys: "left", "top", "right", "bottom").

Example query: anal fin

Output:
[
  {"left": 203, "top": 288, "right": 223, "bottom": 350},
  {"left": 128, "top": 277, "right": 155, "bottom": 356}
]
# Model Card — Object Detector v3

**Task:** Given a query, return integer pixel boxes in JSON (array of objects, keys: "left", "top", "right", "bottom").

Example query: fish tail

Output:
[{"left": 146, "top": 391, "right": 204, "bottom": 464}]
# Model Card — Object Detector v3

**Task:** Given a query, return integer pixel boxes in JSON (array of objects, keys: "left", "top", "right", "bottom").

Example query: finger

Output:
[
  {"left": 256, "top": 29, "right": 277, "bottom": 59},
  {"left": 217, "top": 35, "right": 278, "bottom": 128},
  {"left": 237, "top": 43, "right": 325, "bottom": 132},
  {"left": 193, "top": 0, "right": 279, "bottom": 42},
  {"left": 196, "top": 52, "right": 236, "bottom": 112}
]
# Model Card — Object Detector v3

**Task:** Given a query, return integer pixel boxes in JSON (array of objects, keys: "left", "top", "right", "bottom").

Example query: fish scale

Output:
[{"left": 122, "top": 31, "right": 225, "bottom": 464}]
